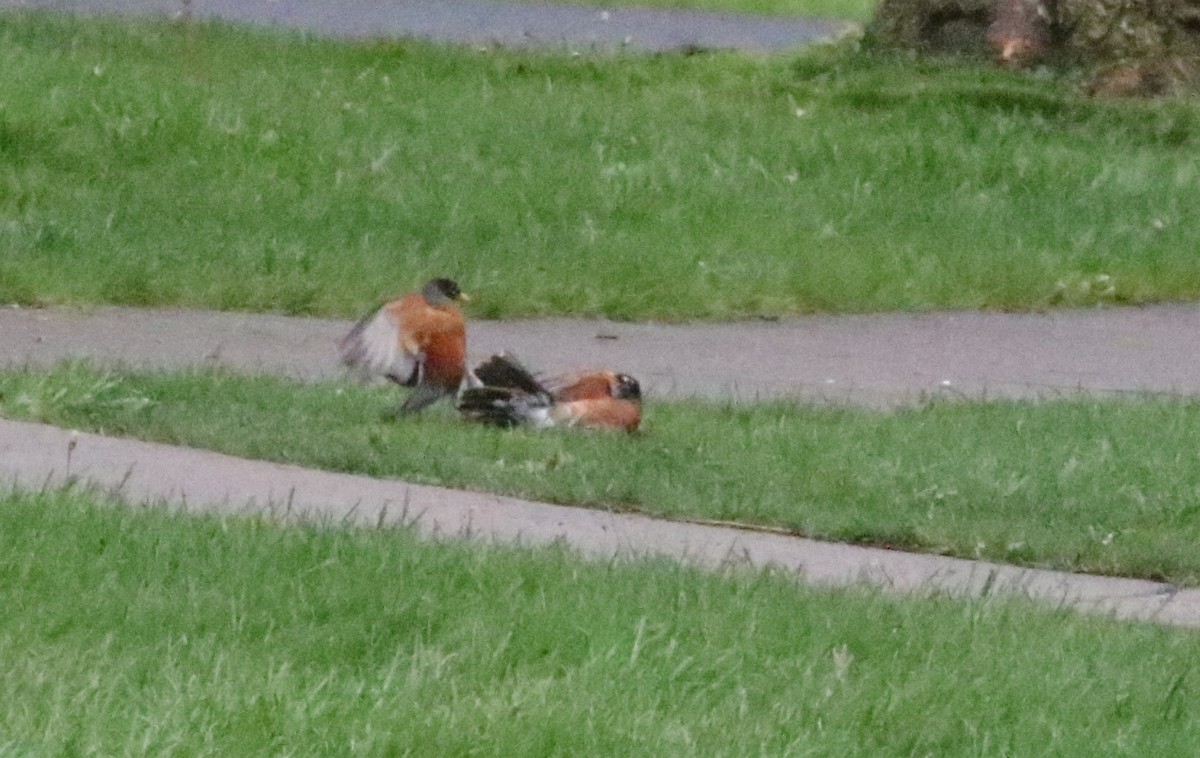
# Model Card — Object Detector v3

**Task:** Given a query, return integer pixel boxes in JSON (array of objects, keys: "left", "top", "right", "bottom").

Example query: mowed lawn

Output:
[
  {"left": 4, "top": 8, "right": 1200, "bottom": 753},
  {"left": 5, "top": 364, "right": 1200, "bottom": 586},
  {"left": 3, "top": 12, "right": 1200, "bottom": 319},
  {"left": 2, "top": 488, "right": 1199, "bottom": 756}
]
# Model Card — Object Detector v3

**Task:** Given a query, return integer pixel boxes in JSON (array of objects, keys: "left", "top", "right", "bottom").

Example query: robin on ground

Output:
[
  {"left": 339, "top": 278, "right": 470, "bottom": 413},
  {"left": 458, "top": 354, "right": 642, "bottom": 432}
]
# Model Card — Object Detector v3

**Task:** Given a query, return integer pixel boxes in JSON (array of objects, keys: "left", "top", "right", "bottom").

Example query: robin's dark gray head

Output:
[
  {"left": 423, "top": 278, "right": 469, "bottom": 305},
  {"left": 613, "top": 373, "right": 641, "bottom": 401}
]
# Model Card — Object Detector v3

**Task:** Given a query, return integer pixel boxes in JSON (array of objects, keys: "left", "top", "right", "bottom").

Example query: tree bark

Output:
[
  {"left": 869, "top": 0, "right": 1200, "bottom": 94},
  {"left": 987, "top": 0, "right": 1054, "bottom": 66}
]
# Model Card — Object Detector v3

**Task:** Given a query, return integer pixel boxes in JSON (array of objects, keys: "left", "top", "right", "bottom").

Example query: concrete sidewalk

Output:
[
  {"left": 0, "top": 0, "right": 851, "bottom": 52},
  {"left": 5, "top": 303, "right": 1200, "bottom": 407},
  {"left": 3, "top": 417, "right": 1198, "bottom": 628}
]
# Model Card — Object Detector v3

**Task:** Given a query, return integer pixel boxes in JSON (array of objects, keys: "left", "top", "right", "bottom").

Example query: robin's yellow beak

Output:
[{"left": 457, "top": 291, "right": 471, "bottom": 302}]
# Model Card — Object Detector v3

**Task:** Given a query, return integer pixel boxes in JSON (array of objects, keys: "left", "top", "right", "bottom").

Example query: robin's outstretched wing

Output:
[{"left": 339, "top": 305, "right": 419, "bottom": 386}]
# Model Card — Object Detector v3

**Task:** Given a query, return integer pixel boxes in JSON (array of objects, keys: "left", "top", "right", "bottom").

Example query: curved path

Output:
[
  {"left": 1, "top": 0, "right": 851, "bottom": 52},
  {"left": 4, "top": 415, "right": 1197, "bottom": 628},
  {"left": 5, "top": 304, "right": 1200, "bottom": 629}
]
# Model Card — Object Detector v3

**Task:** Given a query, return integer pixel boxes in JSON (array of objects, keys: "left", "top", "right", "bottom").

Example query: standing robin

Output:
[
  {"left": 340, "top": 278, "right": 469, "bottom": 414},
  {"left": 458, "top": 354, "right": 642, "bottom": 432}
]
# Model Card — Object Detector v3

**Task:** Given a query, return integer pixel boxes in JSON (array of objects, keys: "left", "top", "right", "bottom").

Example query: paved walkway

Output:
[
  {"left": 4, "top": 417, "right": 1198, "bottom": 628},
  {"left": 6, "top": 303, "right": 1200, "bottom": 406},
  {"left": 1, "top": 0, "right": 851, "bottom": 52},
  {"left": 5, "top": 304, "right": 1200, "bottom": 629}
]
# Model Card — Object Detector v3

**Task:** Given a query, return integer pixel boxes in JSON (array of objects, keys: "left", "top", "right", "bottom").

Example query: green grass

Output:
[
  {"left": 3, "top": 486, "right": 1200, "bottom": 756},
  {"left": 4, "top": 12, "right": 1200, "bottom": 319},
  {"left": 5, "top": 363, "right": 1200, "bottom": 585}
]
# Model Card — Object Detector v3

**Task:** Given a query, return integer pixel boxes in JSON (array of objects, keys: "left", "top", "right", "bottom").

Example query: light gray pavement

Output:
[
  {"left": 4, "top": 417, "right": 1199, "bottom": 628},
  {"left": 6, "top": 303, "right": 1200, "bottom": 406},
  {"left": 0, "top": 0, "right": 851, "bottom": 52},
  {"left": 5, "top": 304, "right": 1200, "bottom": 628}
]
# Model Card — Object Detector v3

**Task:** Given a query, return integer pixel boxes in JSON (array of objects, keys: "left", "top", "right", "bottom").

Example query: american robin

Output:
[
  {"left": 340, "top": 278, "right": 469, "bottom": 413},
  {"left": 459, "top": 354, "right": 642, "bottom": 432}
]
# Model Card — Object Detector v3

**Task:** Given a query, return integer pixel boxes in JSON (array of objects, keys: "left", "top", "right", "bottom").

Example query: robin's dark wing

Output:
[{"left": 470, "top": 354, "right": 548, "bottom": 396}]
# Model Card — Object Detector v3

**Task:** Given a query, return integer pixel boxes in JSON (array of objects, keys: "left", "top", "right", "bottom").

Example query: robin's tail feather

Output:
[
  {"left": 458, "top": 386, "right": 553, "bottom": 428},
  {"left": 459, "top": 355, "right": 554, "bottom": 428}
]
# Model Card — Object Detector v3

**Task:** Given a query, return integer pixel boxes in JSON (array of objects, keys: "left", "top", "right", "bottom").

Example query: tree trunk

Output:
[
  {"left": 987, "top": 0, "right": 1054, "bottom": 65},
  {"left": 869, "top": 0, "right": 1200, "bottom": 94}
]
